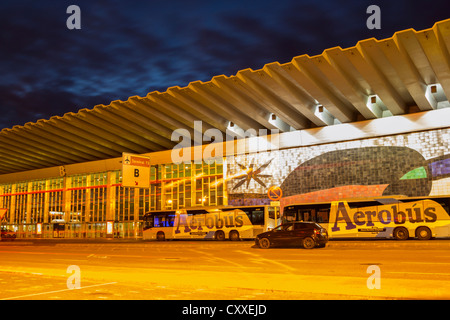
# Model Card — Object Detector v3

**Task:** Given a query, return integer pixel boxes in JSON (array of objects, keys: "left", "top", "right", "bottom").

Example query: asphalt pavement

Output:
[{"left": 1, "top": 238, "right": 450, "bottom": 300}]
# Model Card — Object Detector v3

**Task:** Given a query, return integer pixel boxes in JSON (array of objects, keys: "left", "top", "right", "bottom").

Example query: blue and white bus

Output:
[{"left": 143, "top": 205, "right": 280, "bottom": 241}]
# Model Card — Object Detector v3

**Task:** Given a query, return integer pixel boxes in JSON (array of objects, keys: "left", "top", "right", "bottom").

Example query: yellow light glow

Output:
[
  {"left": 210, "top": 168, "right": 251, "bottom": 187},
  {"left": 36, "top": 223, "right": 42, "bottom": 235},
  {"left": 163, "top": 172, "right": 205, "bottom": 190},
  {"left": 106, "top": 221, "right": 113, "bottom": 235}
]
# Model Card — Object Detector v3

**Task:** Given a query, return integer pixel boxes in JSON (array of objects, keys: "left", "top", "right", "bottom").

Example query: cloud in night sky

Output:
[{"left": 1, "top": 0, "right": 449, "bottom": 129}]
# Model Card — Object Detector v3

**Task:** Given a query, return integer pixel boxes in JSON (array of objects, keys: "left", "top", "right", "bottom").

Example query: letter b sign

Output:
[{"left": 122, "top": 153, "right": 150, "bottom": 188}]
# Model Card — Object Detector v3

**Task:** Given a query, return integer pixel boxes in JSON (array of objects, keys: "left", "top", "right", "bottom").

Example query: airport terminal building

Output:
[{"left": 1, "top": 20, "right": 449, "bottom": 238}]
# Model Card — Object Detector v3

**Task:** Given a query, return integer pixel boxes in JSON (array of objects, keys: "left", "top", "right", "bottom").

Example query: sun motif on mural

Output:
[{"left": 231, "top": 159, "right": 273, "bottom": 190}]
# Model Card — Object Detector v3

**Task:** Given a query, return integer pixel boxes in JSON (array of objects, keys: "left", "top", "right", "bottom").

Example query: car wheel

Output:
[
  {"left": 258, "top": 238, "right": 271, "bottom": 249},
  {"left": 302, "top": 237, "right": 315, "bottom": 249},
  {"left": 416, "top": 226, "right": 432, "bottom": 240},
  {"left": 156, "top": 231, "right": 165, "bottom": 241},
  {"left": 393, "top": 227, "right": 409, "bottom": 240},
  {"left": 215, "top": 230, "right": 225, "bottom": 241},
  {"left": 229, "top": 230, "right": 240, "bottom": 241}
]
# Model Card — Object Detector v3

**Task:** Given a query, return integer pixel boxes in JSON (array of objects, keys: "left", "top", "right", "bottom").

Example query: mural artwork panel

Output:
[{"left": 226, "top": 128, "right": 450, "bottom": 208}]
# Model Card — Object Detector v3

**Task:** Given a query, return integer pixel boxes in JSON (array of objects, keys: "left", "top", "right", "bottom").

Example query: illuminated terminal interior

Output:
[{"left": 0, "top": 19, "right": 449, "bottom": 238}]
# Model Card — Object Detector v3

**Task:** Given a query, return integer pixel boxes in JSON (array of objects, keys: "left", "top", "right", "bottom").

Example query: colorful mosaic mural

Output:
[{"left": 227, "top": 128, "right": 450, "bottom": 207}]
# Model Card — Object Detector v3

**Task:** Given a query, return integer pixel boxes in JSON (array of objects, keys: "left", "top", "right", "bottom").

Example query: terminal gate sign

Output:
[{"left": 122, "top": 153, "right": 150, "bottom": 188}]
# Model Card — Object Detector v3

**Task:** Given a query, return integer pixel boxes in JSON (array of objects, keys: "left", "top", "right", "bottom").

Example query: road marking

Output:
[
  {"left": 400, "top": 261, "right": 450, "bottom": 265},
  {"left": 0, "top": 250, "right": 86, "bottom": 256},
  {"left": 189, "top": 249, "right": 245, "bottom": 268},
  {"left": 388, "top": 271, "right": 450, "bottom": 276},
  {"left": 87, "top": 254, "right": 109, "bottom": 259},
  {"left": 1, "top": 282, "right": 117, "bottom": 300},
  {"left": 195, "top": 264, "right": 264, "bottom": 270},
  {"left": 0, "top": 269, "right": 45, "bottom": 276},
  {"left": 275, "top": 259, "right": 315, "bottom": 262},
  {"left": 0, "top": 249, "right": 152, "bottom": 259},
  {"left": 50, "top": 259, "right": 88, "bottom": 262},
  {"left": 234, "top": 250, "right": 298, "bottom": 272}
]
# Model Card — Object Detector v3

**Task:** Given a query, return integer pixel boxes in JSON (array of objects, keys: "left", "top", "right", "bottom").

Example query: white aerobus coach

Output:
[
  {"left": 283, "top": 196, "right": 450, "bottom": 240},
  {"left": 143, "top": 205, "right": 281, "bottom": 241}
]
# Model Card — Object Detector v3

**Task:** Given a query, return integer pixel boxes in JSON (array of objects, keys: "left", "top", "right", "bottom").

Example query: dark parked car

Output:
[{"left": 255, "top": 222, "right": 328, "bottom": 249}]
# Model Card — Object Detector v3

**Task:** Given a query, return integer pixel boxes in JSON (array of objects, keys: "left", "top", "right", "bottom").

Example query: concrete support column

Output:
[
  {"left": 63, "top": 176, "right": 71, "bottom": 223},
  {"left": 134, "top": 186, "right": 140, "bottom": 222},
  {"left": 106, "top": 171, "right": 115, "bottom": 222},
  {"left": 26, "top": 181, "right": 32, "bottom": 224},
  {"left": 0, "top": 186, "right": 4, "bottom": 214},
  {"left": 85, "top": 175, "right": 91, "bottom": 223},
  {"left": 9, "top": 184, "right": 16, "bottom": 225},
  {"left": 44, "top": 180, "right": 50, "bottom": 223}
]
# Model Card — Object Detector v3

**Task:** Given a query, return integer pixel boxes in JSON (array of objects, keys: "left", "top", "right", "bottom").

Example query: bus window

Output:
[
  {"left": 145, "top": 211, "right": 176, "bottom": 228},
  {"left": 298, "top": 209, "right": 315, "bottom": 222},
  {"left": 252, "top": 208, "right": 264, "bottom": 225},
  {"left": 283, "top": 204, "right": 332, "bottom": 223},
  {"left": 283, "top": 207, "right": 296, "bottom": 222},
  {"left": 437, "top": 199, "right": 450, "bottom": 216},
  {"left": 143, "top": 215, "right": 153, "bottom": 230},
  {"left": 242, "top": 207, "right": 265, "bottom": 225},
  {"left": 154, "top": 215, "right": 165, "bottom": 227},
  {"left": 317, "top": 209, "right": 329, "bottom": 223},
  {"left": 186, "top": 209, "right": 209, "bottom": 215},
  {"left": 155, "top": 214, "right": 174, "bottom": 227},
  {"left": 348, "top": 201, "right": 380, "bottom": 209},
  {"left": 166, "top": 214, "right": 175, "bottom": 227},
  {"left": 269, "top": 207, "right": 275, "bottom": 219},
  {"left": 268, "top": 206, "right": 280, "bottom": 219}
]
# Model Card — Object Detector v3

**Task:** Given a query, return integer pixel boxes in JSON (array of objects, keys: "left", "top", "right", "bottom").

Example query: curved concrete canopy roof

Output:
[{"left": 0, "top": 19, "right": 449, "bottom": 174}]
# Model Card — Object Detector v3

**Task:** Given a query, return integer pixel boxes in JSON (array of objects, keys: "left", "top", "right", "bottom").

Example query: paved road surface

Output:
[{"left": 1, "top": 239, "right": 450, "bottom": 300}]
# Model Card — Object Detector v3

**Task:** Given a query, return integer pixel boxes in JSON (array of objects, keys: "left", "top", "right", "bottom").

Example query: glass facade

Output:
[
  {"left": 154, "top": 161, "right": 225, "bottom": 211},
  {"left": 0, "top": 161, "right": 225, "bottom": 239},
  {"left": 1, "top": 126, "right": 448, "bottom": 239}
]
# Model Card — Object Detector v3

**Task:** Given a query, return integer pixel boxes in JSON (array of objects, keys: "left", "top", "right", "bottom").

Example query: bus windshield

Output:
[
  {"left": 240, "top": 207, "right": 265, "bottom": 225},
  {"left": 144, "top": 211, "right": 176, "bottom": 229}
]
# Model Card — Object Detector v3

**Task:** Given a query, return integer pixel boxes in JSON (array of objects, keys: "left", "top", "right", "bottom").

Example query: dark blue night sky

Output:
[{"left": 1, "top": 0, "right": 449, "bottom": 129}]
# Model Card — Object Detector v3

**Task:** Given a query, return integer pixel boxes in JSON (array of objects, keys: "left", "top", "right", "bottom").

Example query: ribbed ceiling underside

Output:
[{"left": 1, "top": 19, "right": 450, "bottom": 174}]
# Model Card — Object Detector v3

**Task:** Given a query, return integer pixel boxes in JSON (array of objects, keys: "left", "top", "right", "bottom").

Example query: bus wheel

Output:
[
  {"left": 416, "top": 227, "right": 432, "bottom": 240},
  {"left": 393, "top": 227, "right": 409, "bottom": 240},
  {"left": 302, "top": 237, "right": 316, "bottom": 249},
  {"left": 156, "top": 231, "right": 165, "bottom": 241},
  {"left": 229, "top": 230, "right": 240, "bottom": 241},
  {"left": 215, "top": 230, "right": 225, "bottom": 241},
  {"left": 258, "top": 238, "right": 271, "bottom": 249}
]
